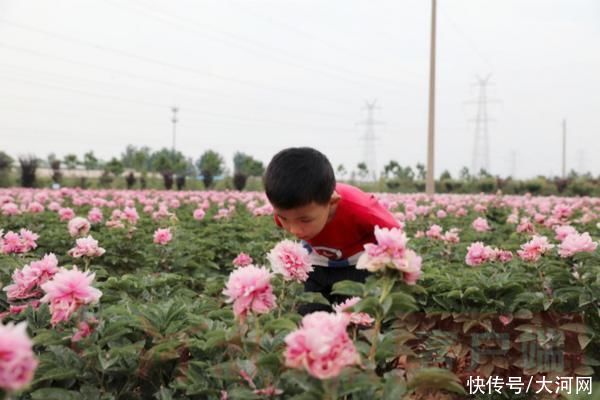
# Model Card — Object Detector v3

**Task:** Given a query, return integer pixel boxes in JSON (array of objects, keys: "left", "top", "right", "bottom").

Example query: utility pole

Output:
[
  {"left": 562, "top": 118, "right": 566, "bottom": 178},
  {"left": 426, "top": 0, "right": 437, "bottom": 195},
  {"left": 171, "top": 106, "right": 179, "bottom": 157}
]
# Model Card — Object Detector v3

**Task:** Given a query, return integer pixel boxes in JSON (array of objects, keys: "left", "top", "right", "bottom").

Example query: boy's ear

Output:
[{"left": 329, "top": 191, "right": 341, "bottom": 206}]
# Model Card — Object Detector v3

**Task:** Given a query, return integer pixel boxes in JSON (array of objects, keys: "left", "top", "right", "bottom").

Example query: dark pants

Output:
[{"left": 297, "top": 265, "right": 370, "bottom": 316}]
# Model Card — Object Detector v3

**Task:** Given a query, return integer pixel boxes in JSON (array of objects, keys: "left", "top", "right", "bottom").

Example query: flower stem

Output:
[
  {"left": 323, "top": 378, "right": 339, "bottom": 400},
  {"left": 368, "top": 318, "right": 382, "bottom": 363}
]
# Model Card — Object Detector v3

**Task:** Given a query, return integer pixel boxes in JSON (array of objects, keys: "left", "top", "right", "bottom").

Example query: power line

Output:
[
  {"left": 0, "top": 76, "right": 360, "bottom": 133},
  {"left": 0, "top": 60, "right": 352, "bottom": 119},
  {"left": 0, "top": 19, "right": 362, "bottom": 101},
  {"left": 110, "top": 0, "right": 417, "bottom": 88}
]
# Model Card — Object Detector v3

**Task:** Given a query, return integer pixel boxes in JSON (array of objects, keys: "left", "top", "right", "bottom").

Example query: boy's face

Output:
[{"left": 274, "top": 194, "right": 340, "bottom": 241}]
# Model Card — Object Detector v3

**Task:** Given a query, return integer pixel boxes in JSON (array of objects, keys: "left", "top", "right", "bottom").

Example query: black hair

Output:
[{"left": 263, "top": 147, "right": 335, "bottom": 209}]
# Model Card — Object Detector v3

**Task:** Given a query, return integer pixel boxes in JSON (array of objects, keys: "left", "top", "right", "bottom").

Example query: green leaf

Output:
[
  {"left": 407, "top": 367, "right": 465, "bottom": 395},
  {"left": 30, "top": 388, "right": 81, "bottom": 399},
  {"left": 33, "top": 367, "right": 80, "bottom": 384},
  {"left": 560, "top": 323, "right": 590, "bottom": 334},
  {"left": 331, "top": 280, "right": 365, "bottom": 297},
  {"left": 387, "top": 292, "right": 418, "bottom": 315},
  {"left": 353, "top": 297, "right": 382, "bottom": 318},
  {"left": 224, "top": 388, "right": 260, "bottom": 400},
  {"left": 573, "top": 365, "right": 594, "bottom": 376},
  {"left": 382, "top": 372, "right": 407, "bottom": 399},
  {"left": 578, "top": 334, "right": 592, "bottom": 350},
  {"left": 514, "top": 309, "right": 534, "bottom": 319},
  {"left": 264, "top": 318, "right": 297, "bottom": 333},
  {"left": 257, "top": 353, "right": 281, "bottom": 375}
]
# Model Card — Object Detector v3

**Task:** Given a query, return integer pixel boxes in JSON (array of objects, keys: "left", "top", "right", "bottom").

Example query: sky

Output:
[{"left": 0, "top": 0, "right": 599, "bottom": 179}]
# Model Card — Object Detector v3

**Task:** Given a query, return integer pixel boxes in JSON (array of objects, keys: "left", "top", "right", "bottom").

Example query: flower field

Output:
[{"left": 1, "top": 188, "right": 599, "bottom": 399}]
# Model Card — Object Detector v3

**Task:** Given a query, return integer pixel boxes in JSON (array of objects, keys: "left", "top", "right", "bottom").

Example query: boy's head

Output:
[{"left": 264, "top": 147, "right": 339, "bottom": 240}]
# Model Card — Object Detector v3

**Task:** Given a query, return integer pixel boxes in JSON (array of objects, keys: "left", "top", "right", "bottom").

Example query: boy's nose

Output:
[{"left": 289, "top": 225, "right": 303, "bottom": 237}]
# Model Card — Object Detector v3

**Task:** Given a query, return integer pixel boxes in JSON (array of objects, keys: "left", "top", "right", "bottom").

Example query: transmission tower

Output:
[
  {"left": 467, "top": 75, "right": 498, "bottom": 175},
  {"left": 357, "top": 100, "right": 383, "bottom": 181}
]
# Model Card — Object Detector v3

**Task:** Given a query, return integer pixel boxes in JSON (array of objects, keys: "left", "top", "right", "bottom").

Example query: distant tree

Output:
[
  {"left": 99, "top": 171, "right": 113, "bottom": 188},
  {"left": 63, "top": 154, "right": 79, "bottom": 169},
  {"left": 357, "top": 162, "right": 369, "bottom": 180},
  {"left": 415, "top": 163, "right": 426, "bottom": 181},
  {"left": 19, "top": 155, "right": 38, "bottom": 187},
  {"left": 122, "top": 145, "right": 152, "bottom": 171},
  {"left": 140, "top": 172, "right": 147, "bottom": 189},
  {"left": 384, "top": 160, "right": 415, "bottom": 181},
  {"left": 459, "top": 166, "right": 471, "bottom": 180},
  {"left": 104, "top": 158, "right": 124, "bottom": 177},
  {"left": 197, "top": 150, "right": 224, "bottom": 189},
  {"left": 233, "top": 152, "right": 264, "bottom": 190},
  {"left": 175, "top": 157, "right": 195, "bottom": 190},
  {"left": 83, "top": 151, "right": 100, "bottom": 170},
  {"left": 478, "top": 168, "right": 492, "bottom": 178},
  {"left": 50, "top": 159, "right": 62, "bottom": 184},
  {"left": 125, "top": 171, "right": 136, "bottom": 189},
  {"left": 336, "top": 164, "right": 347, "bottom": 180},
  {"left": 440, "top": 170, "right": 452, "bottom": 180},
  {"left": 152, "top": 149, "right": 175, "bottom": 190},
  {"left": 0, "top": 151, "right": 13, "bottom": 187}
]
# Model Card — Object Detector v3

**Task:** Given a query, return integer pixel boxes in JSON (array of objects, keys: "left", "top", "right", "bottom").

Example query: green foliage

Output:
[{"left": 197, "top": 150, "right": 225, "bottom": 189}]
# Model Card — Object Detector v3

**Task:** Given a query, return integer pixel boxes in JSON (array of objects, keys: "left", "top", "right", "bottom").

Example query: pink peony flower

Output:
[
  {"left": 0, "top": 229, "right": 39, "bottom": 254},
  {"left": 2, "top": 202, "right": 21, "bottom": 216},
  {"left": 442, "top": 228, "right": 460, "bottom": 244},
  {"left": 68, "top": 235, "right": 106, "bottom": 258},
  {"left": 222, "top": 265, "right": 276, "bottom": 322},
  {"left": 40, "top": 266, "right": 102, "bottom": 325},
  {"left": 465, "top": 242, "right": 494, "bottom": 266},
  {"left": 122, "top": 207, "right": 139, "bottom": 224},
  {"left": 426, "top": 224, "right": 443, "bottom": 240},
  {"left": 558, "top": 232, "right": 598, "bottom": 258},
  {"left": 471, "top": 217, "right": 491, "bottom": 232},
  {"left": 506, "top": 213, "right": 519, "bottom": 224},
  {"left": 232, "top": 252, "right": 253, "bottom": 267},
  {"left": 193, "top": 208, "right": 206, "bottom": 220},
  {"left": 87, "top": 207, "right": 103, "bottom": 224},
  {"left": 554, "top": 225, "right": 578, "bottom": 242},
  {"left": 58, "top": 207, "right": 75, "bottom": 221},
  {"left": 153, "top": 228, "right": 173, "bottom": 245},
  {"left": 517, "top": 235, "right": 554, "bottom": 262},
  {"left": 284, "top": 312, "right": 360, "bottom": 379},
  {"left": 356, "top": 226, "right": 422, "bottom": 285},
  {"left": 436, "top": 209, "right": 447, "bottom": 219},
  {"left": 0, "top": 321, "right": 38, "bottom": 391},
  {"left": 3, "top": 254, "right": 59, "bottom": 300},
  {"left": 516, "top": 218, "right": 535, "bottom": 234},
  {"left": 333, "top": 297, "right": 374, "bottom": 326},
  {"left": 68, "top": 217, "right": 91, "bottom": 237},
  {"left": 71, "top": 317, "right": 98, "bottom": 343},
  {"left": 552, "top": 204, "right": 573, "bottom": 221},
  {"left": 493, "top": 249, "right": 514, "bottom": 263},
  {"left": 27, "top": 202, "right": 44, "bottom": 213},
  {"left": 267, "top": 240, "right": 312, "bottom": 282}
]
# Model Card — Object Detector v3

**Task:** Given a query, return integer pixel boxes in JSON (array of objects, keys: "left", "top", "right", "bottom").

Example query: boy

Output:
[{"left": 263, "top": 147, "right": 400, "bottom": 315}]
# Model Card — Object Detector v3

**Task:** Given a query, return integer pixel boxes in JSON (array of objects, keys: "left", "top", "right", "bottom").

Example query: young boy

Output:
[{"left": 263, "top": 147, "right": 400, "bottom": 315}]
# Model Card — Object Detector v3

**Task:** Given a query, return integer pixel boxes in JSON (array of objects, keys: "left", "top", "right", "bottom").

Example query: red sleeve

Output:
[{"left": 273, "top": 214, "right": 282, "bottom": 228}]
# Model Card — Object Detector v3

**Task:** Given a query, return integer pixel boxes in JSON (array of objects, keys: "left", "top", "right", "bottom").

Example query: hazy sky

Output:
[{"left": 1, "top": 0, "right": 599, "bottom": 179}]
